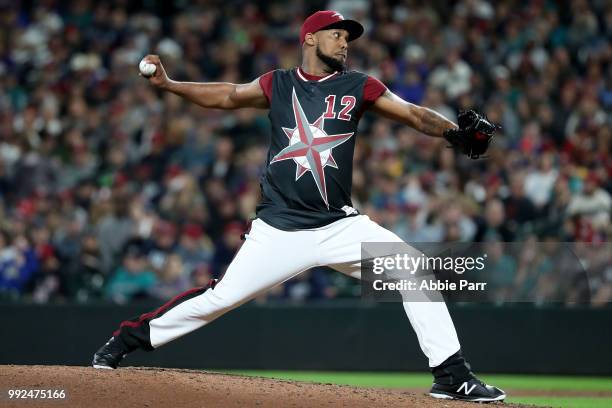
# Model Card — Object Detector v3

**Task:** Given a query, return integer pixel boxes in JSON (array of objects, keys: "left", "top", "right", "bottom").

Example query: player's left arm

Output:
[{"left": 368, "top": 90, "right": 457, "bottom": 137}]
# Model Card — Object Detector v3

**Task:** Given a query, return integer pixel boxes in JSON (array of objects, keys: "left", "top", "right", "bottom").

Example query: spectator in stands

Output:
[
  {"left": 475, "top": 199, "right": 514, "bottom": 242},
  {"left": 0, "top": 231, "right": 39, "bottom": 298},
  {"left": 150, "top": 253, "right": 191, "bottom": 301},
  {"left": 104, "top": 241, "right": 156, "bottom": 304},
  {"left": 567, "top": 173, "right": 611, "bottom": 237}
]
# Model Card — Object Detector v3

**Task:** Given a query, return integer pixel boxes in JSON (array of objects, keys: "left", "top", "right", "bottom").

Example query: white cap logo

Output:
[{"left": 332, "top": 12, "right": 344, "bottom": 19}]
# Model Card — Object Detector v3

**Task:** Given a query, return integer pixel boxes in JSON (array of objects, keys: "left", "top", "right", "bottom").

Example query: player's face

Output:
[{"left": 315, "top": 28, "right": 349, "bottom": 72}]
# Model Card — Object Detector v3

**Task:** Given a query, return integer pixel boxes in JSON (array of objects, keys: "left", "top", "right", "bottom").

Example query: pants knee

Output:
[{"left": 200, "top": 288, "right": 247, "bottom": 314}]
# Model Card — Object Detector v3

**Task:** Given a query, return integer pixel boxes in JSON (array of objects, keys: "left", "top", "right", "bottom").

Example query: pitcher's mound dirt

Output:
[{"left": 1, "top": 365, "right": 524, "bottom": 407}]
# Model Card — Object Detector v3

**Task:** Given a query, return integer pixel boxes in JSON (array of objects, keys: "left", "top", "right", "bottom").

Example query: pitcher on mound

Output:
[{"left": 93, "top": 10, "right": 504, "bottom": 403}]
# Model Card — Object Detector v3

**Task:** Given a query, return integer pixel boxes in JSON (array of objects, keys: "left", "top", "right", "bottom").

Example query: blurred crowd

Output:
[
  {"left": 0, "top": 0, "right": 609, "bottom": 305},
  {"left": 482, "top": 240, "right": 611, "bottom": 307}
]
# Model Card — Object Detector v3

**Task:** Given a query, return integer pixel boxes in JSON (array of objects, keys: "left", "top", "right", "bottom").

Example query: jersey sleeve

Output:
[
  {"left": 258, "top": 70, "right": 275, "bottom": 105},
  {"left": 356, "top": 75, "right": 388, "bottom": 120},
  {"left": 363, "top": 76, "right": 387, "bottom": 104}
]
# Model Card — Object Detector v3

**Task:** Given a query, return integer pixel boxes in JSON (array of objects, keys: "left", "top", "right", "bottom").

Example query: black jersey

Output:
[{"left": 256, "top": 67, "right": 385, "bottom": 230}]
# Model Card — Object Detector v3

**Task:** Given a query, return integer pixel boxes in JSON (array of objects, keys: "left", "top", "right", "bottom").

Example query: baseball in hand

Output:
[{"left": 139, "top": 59, "right": 156, "bottom": 76}]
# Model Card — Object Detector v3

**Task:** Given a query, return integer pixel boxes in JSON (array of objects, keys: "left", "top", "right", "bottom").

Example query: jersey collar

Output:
[{"left": 296, "top": 67, "right": 338, "bottom": 82}]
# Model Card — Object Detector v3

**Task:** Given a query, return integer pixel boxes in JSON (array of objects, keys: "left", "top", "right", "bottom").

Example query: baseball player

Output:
[{"left": 93, "top": 10, "right": 504, "bottom": 402}]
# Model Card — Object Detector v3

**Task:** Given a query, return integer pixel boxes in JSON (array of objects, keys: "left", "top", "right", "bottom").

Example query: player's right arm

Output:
[{"left": 141, "top": 55, "right": 269, "bottom": 110}]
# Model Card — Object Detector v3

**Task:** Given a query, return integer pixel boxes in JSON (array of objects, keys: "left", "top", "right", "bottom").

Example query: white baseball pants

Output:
[{"left": 148, "top": 215, "right": 461, "bottom": 367}]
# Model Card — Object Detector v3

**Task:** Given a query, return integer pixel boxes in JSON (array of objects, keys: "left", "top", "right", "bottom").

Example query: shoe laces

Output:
[{"left": 473, "top": 378, "right": 488, "bottom": 388}]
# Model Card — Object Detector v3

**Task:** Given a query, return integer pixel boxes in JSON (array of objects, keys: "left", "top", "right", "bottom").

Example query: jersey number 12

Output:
[{"left": 324, "top": 95, "right": 356, "bottom": 121}]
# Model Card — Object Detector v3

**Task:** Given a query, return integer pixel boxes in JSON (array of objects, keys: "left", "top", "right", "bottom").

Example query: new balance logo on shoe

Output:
[
  {"left": 457, "top": 382, "right": 477, "bottom": 395},
  {"left": 429, "top": 377, "right": 506, "bottom": 402}
]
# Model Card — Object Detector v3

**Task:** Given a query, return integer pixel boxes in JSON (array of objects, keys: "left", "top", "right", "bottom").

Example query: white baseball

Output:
[{"left": 139, "top": 59, "right": 156, "bottom": 76}]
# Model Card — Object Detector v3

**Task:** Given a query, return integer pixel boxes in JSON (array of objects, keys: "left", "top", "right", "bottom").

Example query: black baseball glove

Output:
[{"left": 443, "top": 110, "right": 499, "bottom": 159}]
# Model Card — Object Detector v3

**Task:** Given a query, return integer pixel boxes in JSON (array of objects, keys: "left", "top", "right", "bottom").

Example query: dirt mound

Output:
[{"left": 1, "top": 365, "right": 521, "bottom": 407}]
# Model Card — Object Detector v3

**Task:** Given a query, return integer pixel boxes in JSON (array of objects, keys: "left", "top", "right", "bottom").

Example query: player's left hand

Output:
[{"left": 443, "top": 110, "right": 499, "bottom": 159}]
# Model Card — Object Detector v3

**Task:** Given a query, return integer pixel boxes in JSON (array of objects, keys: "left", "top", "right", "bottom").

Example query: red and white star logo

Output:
[{"left": 270, "top": 88, "right": 354, "bottom": 208}]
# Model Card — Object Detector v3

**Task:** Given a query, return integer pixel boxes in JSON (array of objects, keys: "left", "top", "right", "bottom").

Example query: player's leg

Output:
[
  {"left": 320, "top": 215, "right": 461, "bottom": 366},
  {"left": 321, "top": 215, "right": 505, "bottom": 402},
  {"left": 93, "top": 219, "right": 316, "bottom": 368}
]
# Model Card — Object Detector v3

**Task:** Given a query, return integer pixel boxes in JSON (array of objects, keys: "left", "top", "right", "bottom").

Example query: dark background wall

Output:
[{"left": 1, "top": 302, "right": 610, "bottom": 375}]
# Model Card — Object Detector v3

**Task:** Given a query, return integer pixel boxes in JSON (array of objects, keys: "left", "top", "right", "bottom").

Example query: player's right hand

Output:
[{"left": 139, "top": 54, "right": 171, "bottom": 89}]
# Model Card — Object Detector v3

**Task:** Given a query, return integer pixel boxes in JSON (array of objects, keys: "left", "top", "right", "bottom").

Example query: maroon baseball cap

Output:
[{"left": 300, "top": 10, "right": 364, "bottom": 44}]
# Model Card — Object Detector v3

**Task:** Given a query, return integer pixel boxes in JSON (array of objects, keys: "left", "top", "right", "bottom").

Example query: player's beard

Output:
[{"left": 316, "top": 45, "right": 346, "bottom": 73}]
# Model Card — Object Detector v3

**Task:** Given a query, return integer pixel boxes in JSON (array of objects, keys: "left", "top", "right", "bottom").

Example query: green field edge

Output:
[
  {"left": 508, "top": 396, "right": 612, "bottom": 408},
  {"left": 224, "top": 370, "right": 612, "bottom": 392}
]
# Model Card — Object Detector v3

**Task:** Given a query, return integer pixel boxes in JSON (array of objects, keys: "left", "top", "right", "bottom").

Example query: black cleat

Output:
[
  {"left": 430, "top": 377, "right": 506, "bottom": 402},
  {"left": 92, "top": 337, "right": 128, "bottom": 369}
]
